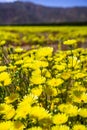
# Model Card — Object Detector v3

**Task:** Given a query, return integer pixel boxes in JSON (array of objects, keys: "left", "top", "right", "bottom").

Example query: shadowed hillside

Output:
[{"left": 0, "top": 1, "right": 87, "bottom": 25}]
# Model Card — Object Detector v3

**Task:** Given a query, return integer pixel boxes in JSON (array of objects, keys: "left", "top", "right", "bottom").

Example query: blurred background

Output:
[{"left": 0, "top": 0, "right": 87, "bottom": 25}]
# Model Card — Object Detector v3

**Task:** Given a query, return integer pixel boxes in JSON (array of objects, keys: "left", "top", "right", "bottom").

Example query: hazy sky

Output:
[{"left": 0, "top": 0, "right": 87, "bottom": 7}]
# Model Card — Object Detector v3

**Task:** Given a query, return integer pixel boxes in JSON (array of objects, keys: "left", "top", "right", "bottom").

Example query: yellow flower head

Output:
[
  {"left": 0, "top": 72, "right": 11, "bottom": 86},
  {"left": 12, "top": 121, "right": 25, "bottom": 130},
  {"left": 58, "top": 104, "right": 78, "bottom": 117},
  {"left": 14, "top": 47, "right": 23, "bottom": 53},
  {"left": 47, "top": 78, "right": 64, "bottom": 87},
  {"left": 30, "top": 76, "right": 46, "bottom": 85},
  {"left": 0, "top": 103, "right": 15, "bottom": 120},
  {"left": 72, "top": 124, "right": 87, "bottom": 130},
  {"left": 64, "top": 39, "right": 77, "bottom": 45},
  {"left": 28, "top": 127, "right": 42, "bottom": 130},
  {"left": 0, "top": 121, "right": 13, "bottom": 130},
  {"left": 52, "top": 125, "right": 70, "bottom": 130},
  {"left": 61, "top": 72, "right": 71, "bottom": 80},
  {"left": 81, "top": 93, "right": 87, "bottom": 103},
  {"left": 5, "top": 93, "right": 19, "bottom": 104},
  {"left": 15, "top": 94, "right": 35, "bottom": 119},
  {"left": 36, "top": 47, "right": 53, "bottom": 58},
  {"left": 53, "top": 113, "right": 68, "bottom": 125},
  {"left": 0, "top": 66, "right": 7, "bottom": 72},
  {"left": 0, "top": 121, "right": 25, "bottom": 130},
  {"left": 0, "top": 40, "right": 6, "bottom": 46},
  {"left": 31, "top": 85, "right": 42, "bottom": 97},
  {"left": 30, "top": 106, "right": 51, "bottom": 120},
  {"left": 78, "top": 108, "right": 87, "bottom": 118}
]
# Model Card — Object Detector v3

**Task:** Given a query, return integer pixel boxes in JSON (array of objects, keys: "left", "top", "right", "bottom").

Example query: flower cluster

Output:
[{"left": 0, "top": 39, "right": 87, "bottom": 130}]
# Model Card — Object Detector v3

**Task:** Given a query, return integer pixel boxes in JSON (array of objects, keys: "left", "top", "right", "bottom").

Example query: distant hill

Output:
[{"left": 0, "top": 1, "right": 87, "bottom": 25}]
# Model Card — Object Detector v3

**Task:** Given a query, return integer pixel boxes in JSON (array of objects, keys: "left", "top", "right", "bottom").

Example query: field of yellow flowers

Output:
[{"left": 0, "top": 26, "right": 87, "bottom": 130}]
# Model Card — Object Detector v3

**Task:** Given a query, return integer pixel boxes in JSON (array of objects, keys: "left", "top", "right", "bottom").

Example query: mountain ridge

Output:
[{"left": 0, "top": 1, "right": 87, "bottom": 25}]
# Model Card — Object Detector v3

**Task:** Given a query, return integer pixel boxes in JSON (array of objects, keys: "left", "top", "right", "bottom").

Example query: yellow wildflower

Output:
[
  {"left": 14, "top": 47, "right": 23, "bottom": 53},
  {"left": 0, "top": 121, "right": 13, "bottom": 130},
  {"left": 36, "top": 47, "right": 53, "bottom": 58},
  {"left": 52, "top": 125, "right": 70, "bottom": 130},
  {"left": 72, "top": 124, "right": 87, "bottom": 130},
  {"left": 15, "top": 94, "right": 35, "bottom": 119},
  {"left": 53, "top": 64, "right": 66, "bottom": 71},
  {"left": 31, "top": 69, "right": 41, "bottom": 76},
  {"left": 81, "top": 92, "right": 87, "bottom": 103},
  {"left": 28, "top": 127, "right": 42, "bottom": 130},
  {"left": 58, "top": 104, "right": 78, "bottom": 117},
  {"left": 72, "top": 92, "right": 87, "bottom": 103},
  {"left": 64, "top": 39, "right": 77, "bottom": 45},
  {"left": 5, "top": 93, "right": 19, "bottom": 104},
  {"left": 53, "top": 113, "right": 68, "bottom": 125},
  {"left": 30, "top": 106, "right": 51, "bottom": 120},
  {"left": 15, "top": 60, "right": 24, "bottom": 65},
  {"left": 45, "top": 86, "right": 58, "bottom": 96},
  {"left": 0, "top": 40, "right": 6, "bottom": 46},
  {"left": 61, "top": 72, "right": 71, "bottom": 80},
  {"left": 31, "top": 85, "right": 42, "bottom": 96},
  {"left": 0, "top": 103, "right": 15, "bottom": 120},
  {"left": 78, "top": 108, "right": 87, "bottom": 118},
  {"left": 0, "top": 66, "right": 7, "bottom": 72},
  {"left": 74, "top": 72, "right": 86, "bottom": 79},
  {"left": 15, "top": 105, "right": 31, "bottom": 119},
  {"left": 30, "top": 76, "right": 46, "bottom": 85},
  {"left": 0, "top": 72, "right": 11, "bottom": 86},
  {"left": 12, "top": 121, "right": 25, "bottom": 130},
  {"left": 47, "top": 78, "right": 64, "bottom": 87}
]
